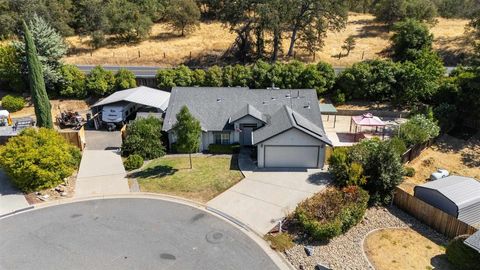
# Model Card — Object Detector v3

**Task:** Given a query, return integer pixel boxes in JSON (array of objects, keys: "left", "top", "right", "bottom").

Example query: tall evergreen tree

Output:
[
  {"left": 23, "top": 21, "right": 52, "bottom": 128},
  {"left": 173, "top": 106, "right": 201, "bottom": 169}
]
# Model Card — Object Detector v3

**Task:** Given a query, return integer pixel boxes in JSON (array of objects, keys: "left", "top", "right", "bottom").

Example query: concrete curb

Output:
[
  {"left": 0, "top": 205, "right": 34, "bottom": 219},
  {"left": 1, "top": 193, "right": 292, "bottom": 270},
  {"left": 361, "top": 226, "right": 409, "bottom": 270}
]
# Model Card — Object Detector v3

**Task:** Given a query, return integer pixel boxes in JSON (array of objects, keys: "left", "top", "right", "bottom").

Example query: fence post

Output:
[
  {"left": 163, "top": 52, "right": 166, "bottom": 58},
  {"left": 138, "top": 50, "right": 141, "bottom": 58},
  {"left": 361, "top": 51, "right": 365, "bottom": 60}
]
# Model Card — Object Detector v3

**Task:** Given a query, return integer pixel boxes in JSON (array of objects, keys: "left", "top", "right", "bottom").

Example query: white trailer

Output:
[{"left": 101, "top": 102, "right": 137, "bottom": 126}]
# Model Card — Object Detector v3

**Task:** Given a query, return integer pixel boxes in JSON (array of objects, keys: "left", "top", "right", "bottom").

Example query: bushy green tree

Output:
[
  {"left": 397, "top": 114, "right": 440, "bottom": 146},
  {"left": 122, "top": 116, "right": 166, "bottom": 160},
  {"left": 1, "top": 95, "right": 25, "bottom": 112},
  {"left": 0, "top": 128, "right": 81, "bottom": 192},
  {"left": 23, "top": 20, "right": 53, "bottom": 128},
  {"left": 85, "top": 66, "right": 115, "bottom": 96},
  {"left": 192, "top": 69, "right": 206, "bottom": 86},
  {"left": 204, "top": 65, "right": 223, "bottom": 87},
  {"left": 14, "top": 14, "right": 68, "bottom": 94},
  {"left": 433, "top": 103, "right": 458, "bottom": 132},
  {"left": 251, "top": 60, "right": 272, "bottom": 88},
  {"left": 58, "top": 64, "right": 87, "bottom": 98},
  {"left": 391, "top": 19, "right": 434, "bottom": 62},
  {"left": 0, "top": 44, "right": 25, "bottom": 92},
  {"left": 446, "top": 235, "right": 480, "bottom": 270},
  {"left": 114, "top": 68, "right": 137, "bottom": 91},
  {"left": 455, "top": 67, "right": 480, "bottom": 123},
  {"left": 106, "top": 0, "right": 153, "bottom": 41},
  {"left": 156, "top": 65, "right": 194, "bottom": 89},
  {"left": 374, "top": 0, "right": 438, "bottom": 26},
  {"left": 165, "top": 0, "right": 200, "bottom": 36},
  {"left": 328, "top": 148, "right": 367, "bottom": 187},
  {"left": 173, "top": 106, "right": 201, "bottom": 169}
]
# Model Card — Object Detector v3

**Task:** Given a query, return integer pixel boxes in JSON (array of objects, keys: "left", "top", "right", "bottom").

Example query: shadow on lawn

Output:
[{"left": 128, "top": 165, "right": 178, "bottom": 179}]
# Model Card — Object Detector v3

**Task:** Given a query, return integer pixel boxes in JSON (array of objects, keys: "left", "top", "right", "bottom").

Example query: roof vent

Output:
[
  {"left": 271, "top": 97, "right": 276, "bottom": 100},
  {"left": 217, "top": 98, "right": 222, "bottom": 102},
  {"left": 286, "top": 94, "right": 291, "bottom": 98},
  {"left": 262, "top": 101, "right": 268, "bottom": 105},
  {"left": 304, "top": 102, "right": 311, "bottom": 109}
]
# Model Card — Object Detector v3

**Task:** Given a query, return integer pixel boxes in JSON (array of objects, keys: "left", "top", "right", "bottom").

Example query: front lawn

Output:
[{"left": 132, "top": 155, "right": 243, "bottom": 202}]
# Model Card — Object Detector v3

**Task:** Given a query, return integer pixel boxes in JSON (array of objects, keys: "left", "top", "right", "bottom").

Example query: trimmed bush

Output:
[
  {"left": 208, "top": 144, "right": 240, "bottom": 154},
  {"left": 121, "top": 116, "right": 166, "bottom": 159},
  {"left": 114, "top": 68, "right": 136, "bottom": 91},
  {"left": 404, "top": 167, "right": 416, "bottom": 177},
  {"left": 397, "top": 114, "right": 440, "bottom": 147},
  {"left": 124, "top": 154, "right": 144, "bottom": 171},
  {"left": 58, "top": 64, "right": 87, "bottom": 98},
  {"left": 0, "top": 128, "right": 81, "bottom": 192},
  {"left": 1, "top": 95, "right": 25, "bottom": 112},
  {"left": 294, "top": 186, "right": 369, "bottom": 241},
  {"left": 85, "top": 66, "right": 115, "bottom": 96},
  {"left": 446, "top": 235, "right": 480, "bottom": 269}
]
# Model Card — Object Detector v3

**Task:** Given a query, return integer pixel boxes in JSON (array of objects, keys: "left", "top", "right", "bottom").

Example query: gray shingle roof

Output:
[
  {"left": 252, "top": 105, "right": 332, "bottom": 145},
  {"left": 162, "top": 87, "right": 327, "bottom": 135},
  {"left": 417, "top": 176, "right": 480, "bottom": 209},
  {"left": 465, "top": 231, "right": 480, "bottom": 253},
  {"left": 229, "top": 104, "right": 266, "bottom": 123},
  {"left": 92, "top": 86, "right": 171, "bottom": 111}
]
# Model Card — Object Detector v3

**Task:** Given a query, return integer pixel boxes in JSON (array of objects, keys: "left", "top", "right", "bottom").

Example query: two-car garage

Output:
[{"left": 263, "top": 146, "right": 321, "bottom": 168}]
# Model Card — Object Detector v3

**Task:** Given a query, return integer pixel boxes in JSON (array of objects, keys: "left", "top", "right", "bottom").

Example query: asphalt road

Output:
[
  {"left": 77, "top": 65, "right": 457, "bottom": 78},
  {"left": 0, "top": 198, "right": 279, "bottom": 270}
]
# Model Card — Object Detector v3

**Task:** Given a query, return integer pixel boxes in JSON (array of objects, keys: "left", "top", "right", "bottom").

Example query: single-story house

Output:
[
  {"left": 162, "top": 87, "right": 332, "bottom": 168},
  {"left": 414, "top": 176, "right": 480, "bottom": 227},
  {"left": 91, "top": 86, "right": 171, "bottom": 114}
]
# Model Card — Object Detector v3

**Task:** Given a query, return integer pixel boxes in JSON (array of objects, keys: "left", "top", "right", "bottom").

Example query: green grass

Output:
[{"left": 133, "top": 155, "right": 243, "bottom": 202}]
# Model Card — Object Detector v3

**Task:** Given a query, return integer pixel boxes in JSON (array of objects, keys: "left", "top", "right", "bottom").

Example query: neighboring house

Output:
[
  {"left": 414, "top": 176, "right": 480, "bottom": 228},
  {"left": 162, "top": 87, "right": 332, "bottom": 168}
]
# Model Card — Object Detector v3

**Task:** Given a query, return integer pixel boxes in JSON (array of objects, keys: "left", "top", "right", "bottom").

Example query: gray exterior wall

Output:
[
  {"left": 168, "top": 130, "right": 234, "bottom": 152},
  {"left": 257, "top": 128, "right": 326, "bottom": 168},
  {"left": 458, "top": 201, "right": 480, "bottom": 226},
  {"left": 414, "top": 188, "right": 458, "bottom": 217}
]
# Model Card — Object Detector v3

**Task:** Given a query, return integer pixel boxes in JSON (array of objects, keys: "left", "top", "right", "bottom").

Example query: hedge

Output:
[
  {"left": 446, "top": 235, "right": 480, "bottom": 269},
  {"left": 294, "top": 186, "right": 369, "bottom": 241},
  {"left": 208, "top": 144, "right": 240, "bottom": 154},
  {"left": 1, "top": 95, "right": 25, "bottom": 112}
]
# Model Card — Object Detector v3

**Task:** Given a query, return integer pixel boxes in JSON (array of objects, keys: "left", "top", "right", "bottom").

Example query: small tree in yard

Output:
[
  {"left": 173, "top": 106, "right": 201, "bottom": 169},
  {"left": 114, "top": 68, "right": 137, "bottom": 91},
  {"left": 341, "top": 36, "right": 356, "bottom": 56},
  {"left": 165, "top": 0, "right": 201, "bottom": 36},
  {"left": 121, "top": 116, "right": 165, "bottom": 160},
  {"left": 23, "top": 21, "right": 53, "bottom": 128}
]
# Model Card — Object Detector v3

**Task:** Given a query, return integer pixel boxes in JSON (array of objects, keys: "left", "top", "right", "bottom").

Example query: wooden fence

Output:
[
  {"left": 58, "top": 126, "right": 86, "bottom": 150},
  {"left": 401, "top": 139, "right": 435, "bottom": 164},
  {"left": 393, "top": 187, "right": 478, "bottom": 238}
]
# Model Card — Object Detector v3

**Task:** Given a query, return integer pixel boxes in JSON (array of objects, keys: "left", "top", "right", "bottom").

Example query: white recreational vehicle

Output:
[{"left": 101, "top": 102, "right": 138, "bottom": 126}]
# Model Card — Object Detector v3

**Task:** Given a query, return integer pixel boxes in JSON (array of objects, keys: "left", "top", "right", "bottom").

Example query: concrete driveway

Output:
[
  {"left": 0, "top": 198, "right": 281, "bottom": 270},
  {"left": 0, "top": 170, "right": 30, "bottom": 216},
  {"left": 207, "top": 151, "right": 329, "bottom": 234},
  {"left": 75, "top": 150, "right": 129, "bottom": 197},
  {"left": 85, "top": 130, "right": 122, "bottom": 150}
]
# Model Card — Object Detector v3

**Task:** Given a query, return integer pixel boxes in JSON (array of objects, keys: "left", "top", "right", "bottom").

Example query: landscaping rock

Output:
[
  {"left": 60, "top": 192, "right": 68, "bottom": 197},
  {"left": 304, "top": 245, "right": 314, "bottom": 256},
  {"left": 284, "top": 206, "right": 449, "bottom": 270}
]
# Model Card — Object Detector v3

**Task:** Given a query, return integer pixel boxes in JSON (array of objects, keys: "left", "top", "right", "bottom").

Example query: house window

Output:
[{"left": 214, "top": 132, "right": 230, "bottom": 144}]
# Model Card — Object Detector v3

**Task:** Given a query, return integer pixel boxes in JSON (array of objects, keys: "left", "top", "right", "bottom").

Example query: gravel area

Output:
[{"left": 284, "top": 206, "right": 450, "bottom": 270}]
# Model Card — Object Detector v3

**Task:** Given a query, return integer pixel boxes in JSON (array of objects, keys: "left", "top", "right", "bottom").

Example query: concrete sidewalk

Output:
[
  {"left": 75, "top": 150, "right": 129, "bottom": 197},
  {"left": 207, "top": 149, "right": 329, "bottom": 234},
  {"left": 0, "top": 170, "right": 30, "bottom": 216}
]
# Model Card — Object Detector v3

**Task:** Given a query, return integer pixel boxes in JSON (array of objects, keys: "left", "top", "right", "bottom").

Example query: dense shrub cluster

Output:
[
  {"left": 295, "top": 186, "right": 369, "bottom": 240},
  {"left": 123, "top": 154, "right": 144, "bottom": 171},
  {"left": 328, "top": 138, "right": 404, "bottom": 205},
  {"left": 446, "top": 235, "right": 480, "bottom": 269},
  {"left": 1, "top": 95, "right": 25, "bottom": 112},
  {"left": 0, "top": 128, "right": 81, "bottom": 192},
  {"left": 121, "top": 116, "right": 166, "bottom": 160},
  {"left": 396, "top": 114, "right": 440, "bottom": 147},
  {"left": 156, "top": 61, "right": 336, "bottom": 96},
  {"left": 208, "top": 144, "right": 240, "bottom": 154}
]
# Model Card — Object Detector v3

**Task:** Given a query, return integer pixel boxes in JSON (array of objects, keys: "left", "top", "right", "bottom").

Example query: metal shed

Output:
[{"left": 414, "top": 176, "right": 480, "bottom": 227}]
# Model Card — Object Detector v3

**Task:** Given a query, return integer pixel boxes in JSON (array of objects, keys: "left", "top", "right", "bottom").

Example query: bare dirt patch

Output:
[
  {"left": 401, "top": 134, "right": 480, "bottom": 194},
  {"left": 364, "top": 228, "right": 453, "bottom": 270},
  {"left": 24, "top": 171, "right": 77, "bottom": 204},
  {"left": 64, "top": 13, "right": 471, "bottom": 67}
]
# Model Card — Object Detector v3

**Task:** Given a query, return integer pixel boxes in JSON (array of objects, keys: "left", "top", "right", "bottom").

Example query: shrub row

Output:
[
  {"left": 294, "top": 186, "right": 369, "bottom": 240},
  {"left": 208, "top": 144, "right": 240, "bottom": 154},
  {"left": 156, "top": 60, "right": 336, "bottom": 96}
]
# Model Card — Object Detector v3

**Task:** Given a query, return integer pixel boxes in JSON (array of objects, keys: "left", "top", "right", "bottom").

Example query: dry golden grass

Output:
[
  {"left": 400, "top": 134, "right": 480, "bottom": 194},
  {"left": 364, "top": 228, "right": 452, "bottom": 270},
  {"left": 64, "top": 13, "right": 471, "bottom": 67}
]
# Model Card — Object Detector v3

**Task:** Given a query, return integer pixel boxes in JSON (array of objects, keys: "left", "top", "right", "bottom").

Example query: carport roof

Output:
[{"left": 92, "top": 86, "right": 170, "bottom": 111}]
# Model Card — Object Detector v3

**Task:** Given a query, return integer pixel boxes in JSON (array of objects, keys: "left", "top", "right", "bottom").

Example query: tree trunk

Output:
[
  {"left": 189, "top": 152, "right": 192, "bottom": 169},
  {"left": 271, "top": 30, "right": 280, "bottom": 63},
  {"left": 287, "top": 28, "right": 298, "bottom": 57}
]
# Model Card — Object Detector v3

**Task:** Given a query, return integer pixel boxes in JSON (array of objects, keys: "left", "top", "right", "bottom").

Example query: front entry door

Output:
[{"left": 240, "top": 124, "right": 256, "bottom": 145}]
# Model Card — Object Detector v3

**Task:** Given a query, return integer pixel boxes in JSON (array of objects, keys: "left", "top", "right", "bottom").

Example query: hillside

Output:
[{"left": 64, "top": 13, "right": 471, "bottom": 67}]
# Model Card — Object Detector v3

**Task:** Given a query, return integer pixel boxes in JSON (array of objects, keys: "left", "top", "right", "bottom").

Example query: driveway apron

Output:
[
  {"left": 207, "top": 149, "right": 329, "bottom": 234},
  {"left": 0, "top": 170, "right": 30, "bottom": 216},
  {"left": 75, "top": 150, "right": 129, "bottom": 197}
]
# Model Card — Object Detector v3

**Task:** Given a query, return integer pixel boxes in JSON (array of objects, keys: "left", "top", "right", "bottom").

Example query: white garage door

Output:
[{"left": 264, "top": 146, "right": 319, "bottom": 168}]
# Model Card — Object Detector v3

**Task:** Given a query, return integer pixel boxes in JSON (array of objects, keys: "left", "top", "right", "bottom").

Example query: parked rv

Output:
[{"left": 101, "top": 102, "right": 138, "bottom": 126}]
